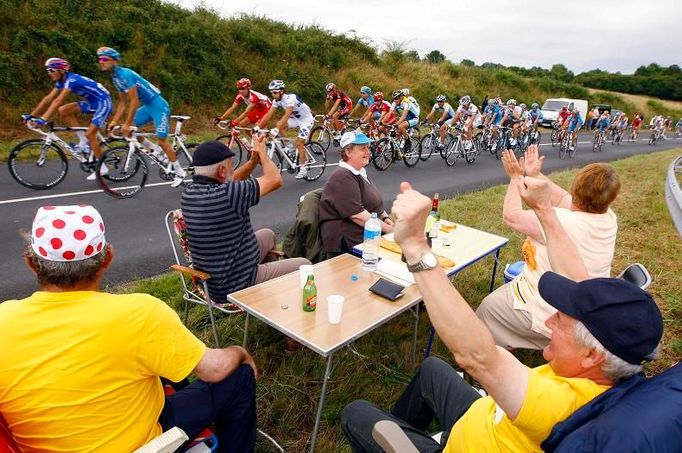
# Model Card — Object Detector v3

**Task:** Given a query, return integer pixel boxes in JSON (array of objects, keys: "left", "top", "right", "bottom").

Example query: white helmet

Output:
[
  {"left": 459, "top": 95, "right": 471, "bottom": 106},
  {"left": 401, "top": 88, "right": 410, "bottom": 96},
  {"left": 507, "top": 99, "right": 517, "bottom": 106},
  {"left": 325, "top": 82, "right": 336, "bottom": 92},
  {"left": 268, "top": 79, "right": 285, "bottom": 91},
  {"left": 435, "top": 94, "right": 447, "bottom": 102}
]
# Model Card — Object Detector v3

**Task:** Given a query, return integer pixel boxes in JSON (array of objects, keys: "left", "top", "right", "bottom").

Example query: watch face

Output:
[{"left": 423, "top": 252, "right": 438, "bottom": 268}]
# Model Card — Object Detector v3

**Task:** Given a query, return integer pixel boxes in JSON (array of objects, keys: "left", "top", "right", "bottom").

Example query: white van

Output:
[{"left": 539, "top": 98, "right": 588, "bottom": 127}]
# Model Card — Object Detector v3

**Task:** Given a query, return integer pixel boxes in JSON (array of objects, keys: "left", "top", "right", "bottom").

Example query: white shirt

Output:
[{"left": 338, "top": 160, "right": 370, "bottom": 183}]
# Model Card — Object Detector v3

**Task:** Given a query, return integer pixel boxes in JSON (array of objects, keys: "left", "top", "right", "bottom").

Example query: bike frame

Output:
[{"left": 26, "top": 123, "right": 103, "bottom": 165}]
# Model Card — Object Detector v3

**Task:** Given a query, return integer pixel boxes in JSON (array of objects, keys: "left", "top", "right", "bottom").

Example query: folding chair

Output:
[{"left": 165, "top": 209, "right": 242, "bottom": 347}]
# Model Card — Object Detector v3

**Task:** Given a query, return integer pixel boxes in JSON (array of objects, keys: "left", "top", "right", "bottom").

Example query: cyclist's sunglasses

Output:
[
  {"left": 46, "top": 68, "right": 59, "bottom": 74},
  {"left": 270, "top": 90, "right": 283, "bottom": 95},
  {"left": 98, "top": 56, "right": 114, "bottom": 62}
]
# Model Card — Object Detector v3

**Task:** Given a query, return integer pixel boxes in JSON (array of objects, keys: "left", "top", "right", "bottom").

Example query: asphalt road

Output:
[{"left": 2, "top": 133, "right": 680, "bottom": 299}]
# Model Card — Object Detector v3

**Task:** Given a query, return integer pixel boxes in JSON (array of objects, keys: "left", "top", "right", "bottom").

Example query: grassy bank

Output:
[{"left": 116, "top": 149, "right": 680, "bottom": 451}]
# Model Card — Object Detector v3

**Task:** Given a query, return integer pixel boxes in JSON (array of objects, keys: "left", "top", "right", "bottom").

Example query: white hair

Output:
[
  {"left": 193, "top": 159, "right": 228, "bottom": 177},
  {"left": 573, "top": 321, "right": 648, "bottom": 382}
]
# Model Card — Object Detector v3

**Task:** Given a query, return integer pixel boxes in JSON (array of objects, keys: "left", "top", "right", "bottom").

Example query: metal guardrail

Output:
[{"left": 665, "top": 156, "right": 682, "bottom": 237}]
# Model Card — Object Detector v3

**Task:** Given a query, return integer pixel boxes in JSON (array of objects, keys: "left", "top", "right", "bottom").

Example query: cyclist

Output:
[
  {"left": 387, "top": 89, "right": 420, "bottom": 153},
  {"left": 96, "top": 47, "right": 186, "bottom": 188},
  {"left": 258, "top": 79, "right": 314, "bottom": 179},
  {"left": 483, "top": 98, "right": 505, "bottom": 151},
  {"left": 557, "top": 104, "right": 571, "bottom": 128},
  {"left": 676, "top": 118, "right": 682, "bottom": 136},
  {"left": 663, "top": 116, "right": 672, "bottom": 138},
  {"left": 24, "top": 58, "right": 112, "bottom": 181},
  {"left": 501, "top": 99, "right": 521, "bottom": 145},
  {"left": 565, "top": 107, "right": 584, "bottom": 151},
  {"left": 364, "top": 91, "right": 394, "bottom": 133},
  {"left": 527, "top": 103, "right": 543, "bottom": 133},
  {"left": 630, "top": 112, "right": 642, "bottom": 140},
  {"left": 214, "top": 78, "right": 272, "bottom": 128},
  {"left": 349, "top": 86, "right": 375, "bottom": 119},
  {"left": 422, "top": 94, "right": 455, "bottom": 150},
  {"left": 595, "top": 111, "right": 611, "bottom": 144},
  {"left": 451, "top": 95, "right": 480, "bottom": 150},
  {"left": 324, "top": 83, "right": 353, "bottom": 133}
]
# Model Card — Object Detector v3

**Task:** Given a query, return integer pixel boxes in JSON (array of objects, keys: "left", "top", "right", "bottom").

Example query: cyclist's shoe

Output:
[
  {"left": 170, "top": 166, "right": 187, "bottom": 188},
  {"left": 295, "top": 167, "right": 308, "bottom": 179},
  {"left": 86, "top": 165, "right": 108, "bottom": 181},
  {"left": 396, "top": 149, "right": 404, "bottom": 160},
  {"left": 464, "top": 140, "right": 473, "bottom": 150},
  {"left": 71, "top": 143, "right": 91, "bottom": 156},
  {"left": 436, "top": 143, "right": 445, "bottom": 151}
]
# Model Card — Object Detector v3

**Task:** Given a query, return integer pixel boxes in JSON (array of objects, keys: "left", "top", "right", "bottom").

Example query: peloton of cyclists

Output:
[
  {"left": 258, "top": 79, "right": 315, "bottom": 179},
  {"left": 324, "top": 83, "right": 353, "bottom": 133},
  {"left": 97, "top": 47, "right": 186, "bottom": 187},
  {"left": 214, "top": 78, "right": 272, "bottom": 128},
  {"left": 24, "top": 58, "right": 113, "bottom": 181},
  {"left": 422, "top": 94, "right": 455, "bottom": 150}
]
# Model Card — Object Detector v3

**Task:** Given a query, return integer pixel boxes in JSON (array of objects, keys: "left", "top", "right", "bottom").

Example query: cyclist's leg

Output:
[
  {"left": 294, "top": 116, "right": 313, "bottom": 166},
  {"left": 398, "top": 120, "right": 409, "bottom": 140},
  {"left": 57, "top": 102, "right": 82, "bottom": 127},
  {"left": 142, "top": 97, "right": 177, "bottom": 164},
  {"left": 465, "top": 117, "right": 475, "bottom": 141},
  {"left": 87, "top": 98, "right": 112, "bottom": 158}
]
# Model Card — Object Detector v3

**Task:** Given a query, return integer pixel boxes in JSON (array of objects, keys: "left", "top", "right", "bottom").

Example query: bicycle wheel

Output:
[
  {"left": 568, "top": 135, "right": 577, "bottom": 158},
  {"left": 559, "top": 135, "right": 570, "bottom": 159},
  {"left": 216, "top": 135, "right": 243, "bottom": 168},
  {"left": 372, "top": 138, "right": 394, "bottom": 171},
  {"left": 309, "top": 126, "right": 332, "bottom": 152},
  {"left": 8, "top": 139, "right": 69, "bottom": 190},
  {"left": 403, "top": 139, "right": 421, "bottom": 167},
  {"left": 592, "top": 136, "right": 600, "bottom": 152},
  {"left": 465, "top": 140, "right": 478, "bottom": 164},
  {"left": 303, "top": 142, "right": 327, "bottom": 181},
  {"left": 444, "top": 139, "right": 460, "bottom": 166},
  {"left": 419, "top": 134, "right": 436, "bottom": 161},
  {"left": 96, "top": 146, "right": 148, "bottom": 199}
]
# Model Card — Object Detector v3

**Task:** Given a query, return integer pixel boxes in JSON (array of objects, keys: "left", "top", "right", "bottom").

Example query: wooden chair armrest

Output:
[
  {"left": 170, "top": 264, "right": 210, "bottom": 281},
  {"left": 372, "top": 420, "right": 419, "bottom": 453},
  {"left": 268, "top": 249, "right": 286, "bottom": 259}
]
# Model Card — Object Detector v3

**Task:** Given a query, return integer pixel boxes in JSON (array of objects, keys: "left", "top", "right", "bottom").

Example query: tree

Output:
[
  {"left": 405, "top": 50, "right": 420, "bottom": 62},
  {"left": 549, "top": 64, "right": 574, "bottom": 82},
  {"left": 461, "top": 59, "right": 475, "bottom": 67},
  {"left": 425, "top": 49, "right": 445, "bottom": 64}
]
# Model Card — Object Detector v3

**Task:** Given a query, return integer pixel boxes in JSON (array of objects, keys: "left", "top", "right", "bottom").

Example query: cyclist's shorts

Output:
[
  {"left": 134, "top": 96, "right": 170, "bottom": 138},
  {"left": 79, "top": 99, "right": 112, "bottom": 128},
  {"left": 287, "top": 115, "right": 314, "bottom": 140},
  {"left": 383, "top": 112, "right": 397, "bottom": 124},
  {"left": 337, "top": 106, "right": 351, "bottom": 118},
  {"left": 567, "top": 123, "right": 579, "bottom": 133},
  {"left": 247, "top": 108, "right": 268, "bottom": 124},
  {"left": 401, "top": 118, "right": 419, "bottom": 128},
  {"left": 373, "top": 111, "right": 381, "bottom": 121},
  {"left": 444, "top": 117, "right": 455, "bottom": 126}
]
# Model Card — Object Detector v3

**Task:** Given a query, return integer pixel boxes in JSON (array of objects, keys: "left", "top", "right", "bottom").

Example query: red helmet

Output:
[
  {"left": 561, "top": 105, "right": 568, "bottom": 111},
  {"left": 236, "top": 78, "right": 252, "bottom": 89},
  {"left": 374, "top": 91, "right": 384, "bottom": 102},
  {"left": 45, "top": 58, "right": 70, "bottom": 71}
]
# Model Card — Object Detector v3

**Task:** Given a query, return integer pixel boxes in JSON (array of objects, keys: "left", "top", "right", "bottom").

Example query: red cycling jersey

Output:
[
  {"left": 558, "top": 109, "right": 571, "bottom": 123},
  {"left": 234, "top": 90, "right": 272, "bottom": 123},
  {"left": 632, "top": 116, "right": 642, "bottom": 128},
  {"left": 326, "top": 90, "right": 353, "bottom": 114}
]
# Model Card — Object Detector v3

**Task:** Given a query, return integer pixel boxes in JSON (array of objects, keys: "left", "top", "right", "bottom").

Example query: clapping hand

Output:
[
  {"left": 522, "top": 144, "right": 544, "bottom": 177},
  {"left": 518, "top": 176, "right": 552, "bottom": 212},
  {"left": 501, "top": 149, "right": 524, "bottom": 179}
]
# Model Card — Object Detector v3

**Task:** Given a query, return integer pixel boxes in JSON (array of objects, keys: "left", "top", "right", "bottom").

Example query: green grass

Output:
[{"left": 118, "top": 149, "right": 682, "bottom": 452}]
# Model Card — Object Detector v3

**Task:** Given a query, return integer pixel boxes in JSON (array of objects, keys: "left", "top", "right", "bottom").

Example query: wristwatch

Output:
[{"left": 406, "top": 251, "right": 439, "bottom": 273}]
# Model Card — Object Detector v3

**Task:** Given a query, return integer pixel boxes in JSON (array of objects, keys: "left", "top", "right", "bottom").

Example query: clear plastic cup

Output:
[{"left": 327, "top": 295, "right": 344, "bottom": 324}]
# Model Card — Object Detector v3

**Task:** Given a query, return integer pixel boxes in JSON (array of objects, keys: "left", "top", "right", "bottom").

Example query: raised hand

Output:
[
  {"left": 391, "top": 182, "right": 431, "bottom": 252},
  {"left": 501, "top": 149, "right": 524, "bottom": 179},
  {"left": 522, "top": 144, "right": 544, "bottom": 177},
  {"left": 518, "top": 176, "right": 552, "bottom": 212}
]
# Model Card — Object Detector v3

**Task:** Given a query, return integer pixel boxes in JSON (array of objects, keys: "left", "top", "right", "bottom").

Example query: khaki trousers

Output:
[{"left": 253, "top": 229, "right": 311, "bottom": 284}]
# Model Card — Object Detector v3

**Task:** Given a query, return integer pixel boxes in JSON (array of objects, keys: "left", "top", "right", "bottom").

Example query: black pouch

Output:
[{"left": 369, "top": 278, "right": 405, "bottom": 301}]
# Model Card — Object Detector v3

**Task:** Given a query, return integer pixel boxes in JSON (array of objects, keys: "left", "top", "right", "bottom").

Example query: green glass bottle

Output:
[{"left": 302, "top": 274, "right": 317, "bottom": 312}]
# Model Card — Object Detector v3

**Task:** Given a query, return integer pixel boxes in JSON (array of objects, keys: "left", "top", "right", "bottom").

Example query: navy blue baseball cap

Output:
[
  {"left": 193, "top": 140, "right": 235, "bottom": 166},
  {"left": 539, "top": 272, "right": 663, "bottom": 365}
]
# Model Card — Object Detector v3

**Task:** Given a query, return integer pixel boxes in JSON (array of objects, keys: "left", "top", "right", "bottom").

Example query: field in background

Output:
[{"left": 119, "top": 149, "right": 682, "bottom": 452}]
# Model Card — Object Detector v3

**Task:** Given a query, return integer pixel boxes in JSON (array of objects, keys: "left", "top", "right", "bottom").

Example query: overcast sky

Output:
[{"left": 172, "top": 0, "right": 679, "bottom": 74}]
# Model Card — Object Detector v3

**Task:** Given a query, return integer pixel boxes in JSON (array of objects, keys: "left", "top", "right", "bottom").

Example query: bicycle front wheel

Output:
[
  {"left": 403, "top": 139, "right": 421, "bottom": 167},
  {"left": 309, "top": 126, "right": 332, "bottom": 152},
  {"left": 8, "top": 140, "right": 68, "bottom": 190},
  {"left": 97, "top": 146, "right": 148, "bottom": 199},
  {"left": 419, "top": 134, "right": 436, "bottom": 161},
  {"left": 372, "top": 138, "right": 394, "bottom": 171},
  {"left": 303, "top": 142, "right": 327, "bottom": 181},
  {"left": 216, "top": 135, "right": 243, "bottom": 168},
  {"left": 550, "top": 129, "right": 560, "bottom": 147},
  {"left": 444, "top": 139, "right": 460, "bottom": 167},
  {"left": 559, "top": 136, "right": 570, "bottom": 159}
]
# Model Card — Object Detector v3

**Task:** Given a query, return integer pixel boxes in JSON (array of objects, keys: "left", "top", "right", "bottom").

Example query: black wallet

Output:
[{"left": 369, "top": 278, "right": 406, "bottom": 301}]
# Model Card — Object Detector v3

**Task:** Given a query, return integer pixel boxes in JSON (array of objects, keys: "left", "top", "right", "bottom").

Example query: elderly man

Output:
[
  {"left": 476, "top": 146, "right": 620, "bottom": 350},
  {"left": 181, "top": 136, "right": 310, "bottom": 301},
  {"left": 0, "top": 205, "right": 258, "bottom": 452},
  {"left": 340, "top": 178, "right": 663, "bottom": 452}
]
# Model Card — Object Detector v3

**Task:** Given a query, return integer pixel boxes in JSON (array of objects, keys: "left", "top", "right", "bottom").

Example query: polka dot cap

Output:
[{"left": 31, "top": 205, "right": 107, "bottom": 262}]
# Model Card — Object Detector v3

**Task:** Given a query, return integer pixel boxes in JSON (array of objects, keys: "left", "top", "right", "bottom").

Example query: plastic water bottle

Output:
[{"left": 362, "top": 213, "right": 382, "bottom": 271}]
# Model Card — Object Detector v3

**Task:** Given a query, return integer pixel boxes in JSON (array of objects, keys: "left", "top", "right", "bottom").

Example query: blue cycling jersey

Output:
[
  {"left": 432, "top": 102, "right": 455, "bottom": 119},
  {"left": 529, "top": 109, "right": 543, "bottom": 122},
  {"left": 392, "top": 99, "right": 419, "bottom": 120},
  {"left": 567, "top": 114, "right": 583, "bottom": 127},
  {"left": 55, "top": 72, "right": 110, "bottom": 105},
  {"left": 111, "top": 66, "right": 162, "bottom": 105},
  {"left": 597, "top": 118, "right": 611, "bottom": 131},
  {"left": 357, "top": 95, "right": 375, "bottom": 108}
]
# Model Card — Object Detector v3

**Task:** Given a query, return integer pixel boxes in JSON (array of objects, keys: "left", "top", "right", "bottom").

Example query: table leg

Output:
[
  {"left": 309, "top": 354, "right": 334, "bottom": 453},
  {"left": 411, "top": 303, "right": 420, "bottom": 368},
  {"left": 242, "top": 312, "right": 250, "bottom": 348},
  {"left": 489, "top": 248, "right": 501, "bottom": 294},
  {"left": 424, "top": 328, "right": 436, "bottom": 358}
]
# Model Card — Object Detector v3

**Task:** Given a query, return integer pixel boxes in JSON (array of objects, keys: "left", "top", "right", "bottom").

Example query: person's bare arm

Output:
[
  {"left": 257, "top": 105, "right": 276, "bottom": 129},
  {"left": 41, "top": 88, "right": 72, "bottom": 120},
  {"left": 501, "top": 150, "right": 544, "bottom": 242},
  {"left": 218, "top": 101, "right": 239, "bottom": 122},
  {"left": 251, "top": 133, "right": 282, "bottom": 196},
  {"left": 327, "top": 98, "right": 341, "bottom": 117},
  {"left": 522, "top": 145, "right": 572, "bottom": 208},
  {"left": 193, "top": 345, "right": 257, "bottom": 383},
  {"left": 350, "top": 210, "right": 394, "bottom": 233},
  {"left": 519, "top": 176, "right": 588, "bottom": 281},
  {"left": 393, "top": 183, "right": 529, "bottom": 419},
  {"left": 233, "top": 103, "right": 254, "bottom": 124},
  {"left": 31, "top": 88, "right": 60, "bottom": 117},
  {"left": 276, "top": 106, "right": 293, "bottom": 131},
  {"left": 108, "top": 91, "right": 128, "bottom": 128},
  {"left": 233, "top": 144, "right": 260, "bottom": 181}
]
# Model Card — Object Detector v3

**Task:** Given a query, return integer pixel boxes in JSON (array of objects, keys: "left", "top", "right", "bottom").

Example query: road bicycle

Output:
[
  {"left": 215, "top": 121, "right": 253, "bottom": 168},
  {"left": 95, "top": 115, "right": 196, "bottom": 199},
  {"left": 8, "top": 122, "right": 124, "bottom": 190},
  {"left": 648, "top": 128, "right": 663, "bottom": 146},
  {"left": 592, "top": 130, "right": 606, "bottom": 152},
  {"left": 418, "top": 122, "right": 451, "bottom": 161},
  {"left": 372, "top": 125, "right": 421, "bottom": 171},
  {"left": 628, "top": 126, "right": 639, "bottom": 142},
  {"left": 559, "top": 130, "right": 578, "bottom": 159},
  {"left": 550, "top": 121, "right": 565, "bottom": 148},
  {"left": 443, "top": 125, "right": 479, "bottom": 167},
  {"left": 611, "top": 127, "right": 623, "bottom": 145},
  {"left": 260, "top": 129, "right": 327, "bottom": 181},
  {"left": 308, "top": 115, "right": 357, "bottom": 151}
]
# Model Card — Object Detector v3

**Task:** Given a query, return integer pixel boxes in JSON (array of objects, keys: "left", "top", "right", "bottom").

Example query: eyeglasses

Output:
[
  {"left": 270, "top": 90, "right": 282, "bottom": 95},
  {"left": 97, "top": 57, "right": 113, "bottom": 63},
  {"left": 46, "top": 68, "right": 59, "bottom": 74}
]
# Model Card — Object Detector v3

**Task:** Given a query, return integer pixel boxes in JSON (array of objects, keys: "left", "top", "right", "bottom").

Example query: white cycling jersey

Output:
[
  {"left": 272, "top": 93, "right": 313, "bottom": 120},
  {"left": 456, "top": 104, "right": 479, "bottom": 118}
]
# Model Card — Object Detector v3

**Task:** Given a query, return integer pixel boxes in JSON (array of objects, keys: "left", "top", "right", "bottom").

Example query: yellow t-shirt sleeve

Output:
[{"left": 137, "top": 296, "right": 206, "bottom": 382}]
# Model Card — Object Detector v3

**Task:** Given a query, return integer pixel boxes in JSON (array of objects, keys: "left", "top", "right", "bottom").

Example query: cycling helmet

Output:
[
  {"left": 325, "top": 82, "right": 336, "bottom": 92},
  {"left": 459, "top": 95, "right": 471, "bottom": 106},
  {"left": 96, "top": 47, "right": 121, "bottom": 61},
  {"left": 392, "top": 89, "right": 404, "bottom": 99},
  {"left": 360, "top": 86, "right": 372, "bottom": 95},
  {"left": 436, "top": 94, "right": 447, "bottom": 102},
  {"left": 374, "top": 91, "right": 384, "bottom": 102},
  {"left": 573, "top": 107, "right": 580, "bottom": 113},
  {"left": 236, "top": 78, "right": 252, "bottom": 89},
  {"left": 560, "top": 104, "right": 568, "bottom": 110},
  {"left": 519, "top": 103, "right": 527, "bottom": 110},
  {"left": 507, "top": 99, "right": 517, "bottom": 106},
  {"left": 268, "top": 79, "right": 285, "bottom": 91},
  {"left": 531, "top": 102, "right": 539, "bottom": 109},
  {"left": 44, "top": 58, "right": 70, "bottom": 71},
  {"left": 401, "top": 88, "right": 410, "bottom": 96}
]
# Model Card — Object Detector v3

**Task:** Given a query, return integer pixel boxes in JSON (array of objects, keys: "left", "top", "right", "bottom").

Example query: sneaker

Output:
[
  {"left": 436, "top": 143, "right": 445, "bottom": 150},
  {"left": 295, "top": 167, "right": 308, "bottom": 179},
  {"left": 73, "top": 143, "right": 91, "bottom": 155},
  {"left": 86, "top": 164, "right": 108, "bottom": 181},
  {"left": 170, "top": 171, "right": 186, "bottom": 188}
]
